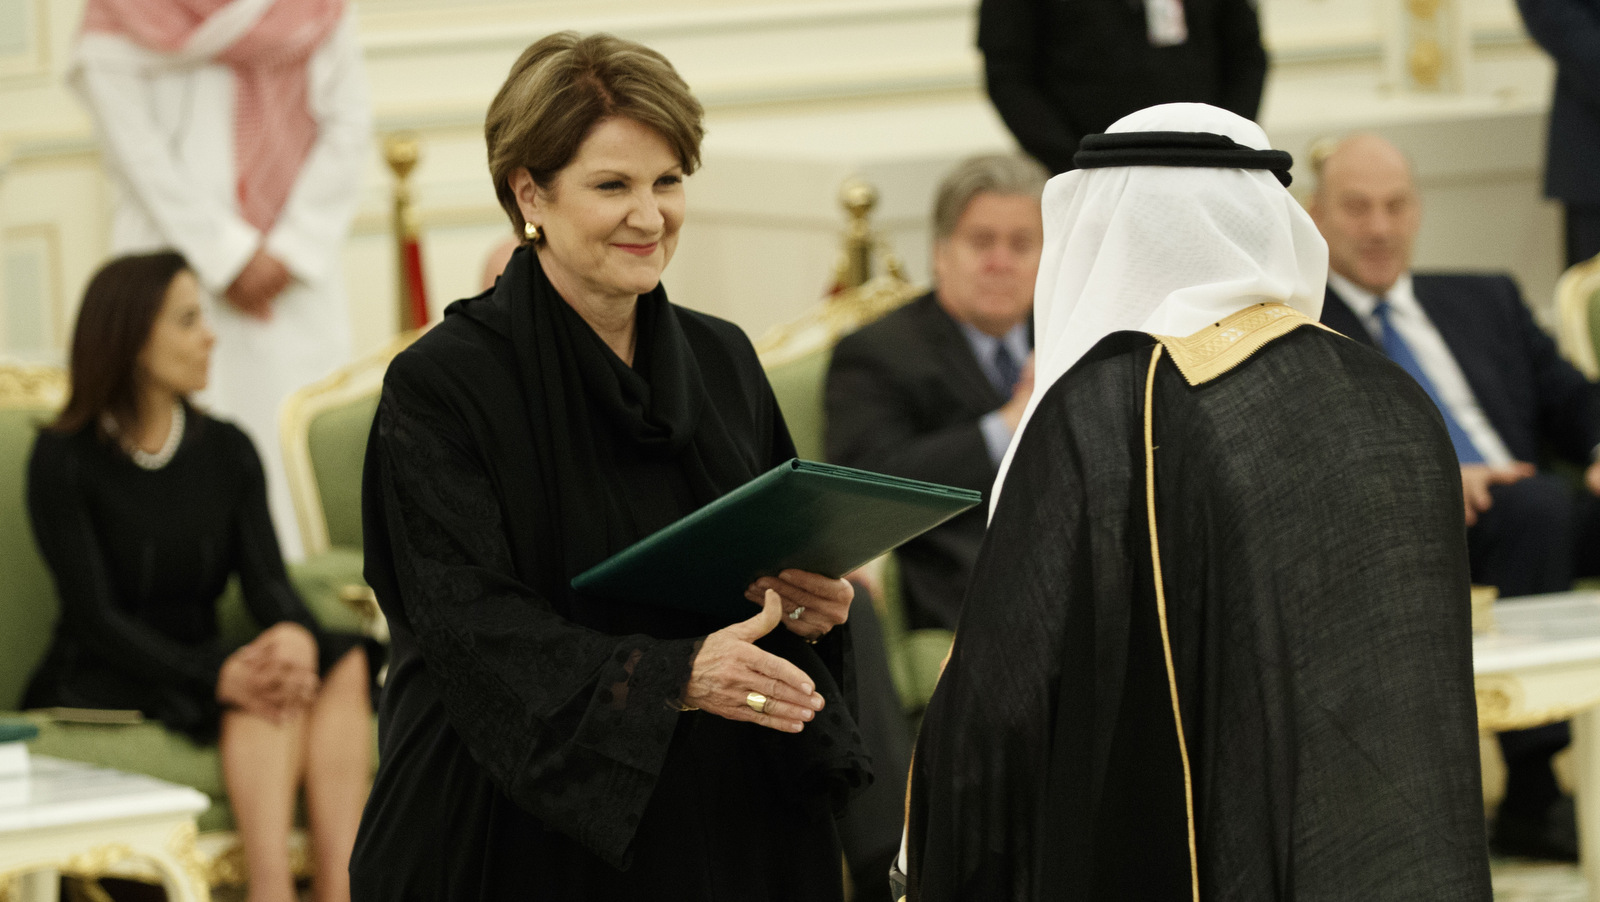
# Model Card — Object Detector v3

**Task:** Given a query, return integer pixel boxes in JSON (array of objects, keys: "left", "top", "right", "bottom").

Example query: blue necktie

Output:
[
  {"left": 993, "top": 341, "right": 1022, "bottom": 396},
  {"left": 1371, "top": 297, "right": 1484, "bottom": 464}
]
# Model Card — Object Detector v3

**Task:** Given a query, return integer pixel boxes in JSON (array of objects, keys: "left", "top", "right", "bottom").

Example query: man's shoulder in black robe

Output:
[{"left": 907, "top": 319, "right": 1491, "bottom": 900}]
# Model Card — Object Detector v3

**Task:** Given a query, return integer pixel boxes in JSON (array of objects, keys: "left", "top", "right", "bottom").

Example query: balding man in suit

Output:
[{"left": 1311, "top": 133, "right": 1600, "bottom": 861}]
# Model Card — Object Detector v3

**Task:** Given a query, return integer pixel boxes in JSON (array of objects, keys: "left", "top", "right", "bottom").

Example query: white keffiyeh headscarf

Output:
[{"left": 990, "top": 103, "right": 1329, "bottom": 510}]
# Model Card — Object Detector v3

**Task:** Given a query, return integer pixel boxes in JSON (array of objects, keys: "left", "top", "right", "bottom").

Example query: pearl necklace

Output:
[{"left": 102, "top": 401, "right": 186, "bottom": 470}]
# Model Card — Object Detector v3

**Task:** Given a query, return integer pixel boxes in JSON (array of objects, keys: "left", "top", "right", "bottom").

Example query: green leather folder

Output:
[{"left": 572, "top": 459, "right": 982, "bottom": 622}]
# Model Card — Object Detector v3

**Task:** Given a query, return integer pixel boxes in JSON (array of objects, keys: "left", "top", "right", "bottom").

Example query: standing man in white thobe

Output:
[{"left": 72, "top": 0, "right": 372, "bottom": 560}]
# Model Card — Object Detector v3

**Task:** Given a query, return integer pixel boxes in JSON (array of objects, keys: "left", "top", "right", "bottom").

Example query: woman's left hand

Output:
[{"left": 744, "top": 570, "right": 853, "bottom": 642}]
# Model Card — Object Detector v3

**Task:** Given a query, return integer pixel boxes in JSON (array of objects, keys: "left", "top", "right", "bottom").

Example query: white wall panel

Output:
[{"left": 0, "top": 0, "right": 1578, "bottom": 362}]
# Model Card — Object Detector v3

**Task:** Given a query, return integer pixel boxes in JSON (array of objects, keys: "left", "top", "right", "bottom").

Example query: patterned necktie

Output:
[
  {"left": 993, "top": 341, "right": 1022, "bottom": 396},
  {"left": 1371, "top": 297, "right": 1484, "bottom": 464}
]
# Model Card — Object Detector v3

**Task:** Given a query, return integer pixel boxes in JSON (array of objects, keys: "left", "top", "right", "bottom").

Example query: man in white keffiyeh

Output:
[
  {"left": 992, "top": 102, "right": 1328, "bottom": 507},
  {"left": 898, "top": 103, "right": 1492, "bottom": 902}
]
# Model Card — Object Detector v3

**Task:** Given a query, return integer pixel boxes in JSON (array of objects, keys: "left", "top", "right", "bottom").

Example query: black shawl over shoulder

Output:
[
  {"left": 351, "top": 247, "right": 868, "bottom": 901},
  {"left": 906, "top": 325, "right": 1491, "bottom": 900}
]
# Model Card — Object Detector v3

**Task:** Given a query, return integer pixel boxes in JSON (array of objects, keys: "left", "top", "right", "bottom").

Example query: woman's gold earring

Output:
[{"left": 524, "top": 222, "right": 541, "bottom": 243}]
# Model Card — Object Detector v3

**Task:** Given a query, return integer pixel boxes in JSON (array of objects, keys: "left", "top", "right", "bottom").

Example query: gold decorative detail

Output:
[
  {"left": 205, "top": 842, "right": 246, "bottom": 888},
  {"left": 384, "top": 132, "right": 424, "bottom": 333},
  {"left": 1554, "top": 252, "right": 1600, "bottom": 379},
  {"left": 1474, "top": 673, "right": 1600, "bottom": 731},
  {"left": 1407, "top": 0, "right": 1441, "bottom": 20},
  {"left": 0, "top": 363, "right": 67, "bottom": 410},
  {"left": 167, "top": 820, "right": 212, "bottom": 900},
  {"left": 755, "top": 274, "right": 921, "bottom": 368},
  {"left": 830, "top": 177, "right": 908, "bottom": 293},
  {"left": 1150, "top": 304, "right": 1334, "bottom": 386},
  {"left": 278, "top": 329, "right": 422, "bottom": 557},
  {"left": 1408, "top": 38, "right": 1444, "bottom": 88},
  {"left": 753, "top": 176, "right": 922, "bottom": 366},
  {"left": 1475, "top": 675, "right": 1519, "bottom": 726},
  {"left": 1470, "top": 584, "right": 1497, "bottom": 635},
  {"left": 1142, "top": 344, "right": 1200, "bottom": 902}
]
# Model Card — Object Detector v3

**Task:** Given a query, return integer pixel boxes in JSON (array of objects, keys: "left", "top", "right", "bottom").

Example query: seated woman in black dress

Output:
[
  {"left": 25, "top": 251, "right": 372, "bottom": 902},
  {"left": 349, "top": 31, "right": 870, "bottom": 901}
]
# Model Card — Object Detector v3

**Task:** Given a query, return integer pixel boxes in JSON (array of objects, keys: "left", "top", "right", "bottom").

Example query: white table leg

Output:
[{"left": 1572, "top": 707, "right": 1600, "bottom": 901}]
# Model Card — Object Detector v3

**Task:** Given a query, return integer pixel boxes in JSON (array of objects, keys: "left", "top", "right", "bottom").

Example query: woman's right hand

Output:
[{"left": 682, "top": 590, "right": 825, "bottom": 732}]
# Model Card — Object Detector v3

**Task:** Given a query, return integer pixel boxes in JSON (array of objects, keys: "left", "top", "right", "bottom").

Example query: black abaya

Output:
[
  {"left": 906, "top": 309, "right": 1491, "bottom": 900},
  {"left": 351, "top": 247, "right": 869, "bottom": 900}
]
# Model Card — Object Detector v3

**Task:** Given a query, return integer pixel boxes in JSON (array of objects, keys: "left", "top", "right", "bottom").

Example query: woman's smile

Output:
[{"left": 614, "top": 241, "right": 659, "bottom": 257}]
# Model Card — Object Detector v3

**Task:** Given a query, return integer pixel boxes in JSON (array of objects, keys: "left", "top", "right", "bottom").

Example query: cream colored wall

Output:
[{"left": 0, "top": 0, "right": 1572, "bottom": 366}]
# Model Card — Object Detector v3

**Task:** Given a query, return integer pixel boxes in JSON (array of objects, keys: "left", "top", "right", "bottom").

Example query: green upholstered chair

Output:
[
  {"left": 0, "top": 362, "right": 374, "bottom": 889},
  {"left": 1555, "top": 253, "right": 1600, "bottom": 381},
  {"left": 0, "top": 366, "right": 68, "bottom": 723},
  {"left": 755, "top": 276, "right": 958, "bottom": 713},
  {"left": 280, "top": 330, "right": 420, "bottom": 560},
  {"left": 279, "top": 330, "right": 422, "bottom": 643}
]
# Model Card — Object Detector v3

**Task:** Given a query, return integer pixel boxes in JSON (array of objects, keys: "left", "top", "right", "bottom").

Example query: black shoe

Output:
[{"left": 1492, "top": 796, "right": 1579, "bottom": 862}]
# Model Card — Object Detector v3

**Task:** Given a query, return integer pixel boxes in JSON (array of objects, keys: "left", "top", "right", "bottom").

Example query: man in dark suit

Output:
[
  {"left": 1311, "top": 133, "right": 1600, "bottom": 861},
  {"left": 825, "top": 154, "right": 1048, "bottom": 633},
  {"left": 1514, "top": 0, "right": 1600, "bottom": 265},
  {"left": 977, "top": 0, "right": 1268, "bottom": 173}
]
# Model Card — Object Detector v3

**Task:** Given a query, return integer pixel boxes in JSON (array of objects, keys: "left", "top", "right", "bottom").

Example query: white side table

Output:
[
  {"left": 1475, "top": 591, "right": 1600, "bottom": 901},
  {"left": 0, "top": 756, "right": 210, "bottom": 902}
]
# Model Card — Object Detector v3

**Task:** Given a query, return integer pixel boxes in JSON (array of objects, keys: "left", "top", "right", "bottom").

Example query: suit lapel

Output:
[
  {"left": 917, "top": 294, "right": 1006, "bottom": 411},
  {"left": 1412, "top": 276, "right": 1500, "bottom": 421},
  {"left": 1320, "top": 286, "right": 1375, "bottom": 348}
]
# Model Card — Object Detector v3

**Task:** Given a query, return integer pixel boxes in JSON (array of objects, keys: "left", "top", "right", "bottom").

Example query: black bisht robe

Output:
[
  {"left": 350, "top": 247, "right": 869, "bottom": 900},
  {"left": 907, "top": 307, "right": 1491, "bottom": 900}
]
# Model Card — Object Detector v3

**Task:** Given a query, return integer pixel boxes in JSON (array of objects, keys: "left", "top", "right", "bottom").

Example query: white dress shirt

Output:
[{"left": 1328, "top": 271, "right": 1514, "bottom": 466}]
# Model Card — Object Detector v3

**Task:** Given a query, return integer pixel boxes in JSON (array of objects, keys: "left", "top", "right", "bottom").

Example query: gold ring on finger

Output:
[{"left": 745, "top": 691, "right": 769, "bottom": 714}]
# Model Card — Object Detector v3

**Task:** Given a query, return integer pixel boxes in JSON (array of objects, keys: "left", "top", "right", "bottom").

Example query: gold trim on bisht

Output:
[
  {"left": 1150, "top": 302, "right": 1334, "bottom": 387},
  {"left": 1141, "top": 343, "right": 1200, "bottom": 902},
  {"left": 1141, "top": 301, "right": 1328, "bottom": 900}
]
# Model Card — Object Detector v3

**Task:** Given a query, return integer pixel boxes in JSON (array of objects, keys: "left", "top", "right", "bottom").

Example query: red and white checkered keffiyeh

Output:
[{"left": 81, "top": 0, "right": 346, "bottom": 233}]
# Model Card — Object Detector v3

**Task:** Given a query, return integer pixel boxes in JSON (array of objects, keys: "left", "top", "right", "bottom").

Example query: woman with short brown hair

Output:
[{"left": 350, "top": 32, "right": 868, "bottom": 900}]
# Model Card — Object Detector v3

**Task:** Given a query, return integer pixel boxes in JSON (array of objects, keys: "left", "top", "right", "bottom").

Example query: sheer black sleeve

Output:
[
  {"left": 27, "top": 434, "right": 228, "bottom": 693},
  {"left": 370, "top": 353, "right": 700, "bottom": 867}
]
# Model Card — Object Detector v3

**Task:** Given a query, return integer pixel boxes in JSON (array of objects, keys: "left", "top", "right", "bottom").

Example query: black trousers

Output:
[
  {"left": 1472, "top": 473, "right": 1600, "bottom": 815},
  {"left": 1566, "top": 205, "right": 1600, "bottom": 268}
]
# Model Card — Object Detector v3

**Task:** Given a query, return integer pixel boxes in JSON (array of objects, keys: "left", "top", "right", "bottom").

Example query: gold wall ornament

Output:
[
  {"left": 1407, "top": 0, "right": 1441, "bottom": 20},
  {"left": 1408, "top": 38, "right": 1444, "bottom": 88},
  {"left": 1385, "top": 0, "right": 1468, "bottom": 93}
]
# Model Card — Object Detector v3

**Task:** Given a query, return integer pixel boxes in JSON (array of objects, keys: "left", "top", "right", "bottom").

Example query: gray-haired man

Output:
[{"left": 825, "top": 153, "right": 1049, "bottom": 633}]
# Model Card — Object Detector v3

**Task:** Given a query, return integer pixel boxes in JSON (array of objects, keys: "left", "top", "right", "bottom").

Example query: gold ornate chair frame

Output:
[
  {"left": 1555, "top": 253, "right": 1600, "bottom": 379},
  {"left": 278, "top": 330, "right": 422, "bottom": 559}
]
